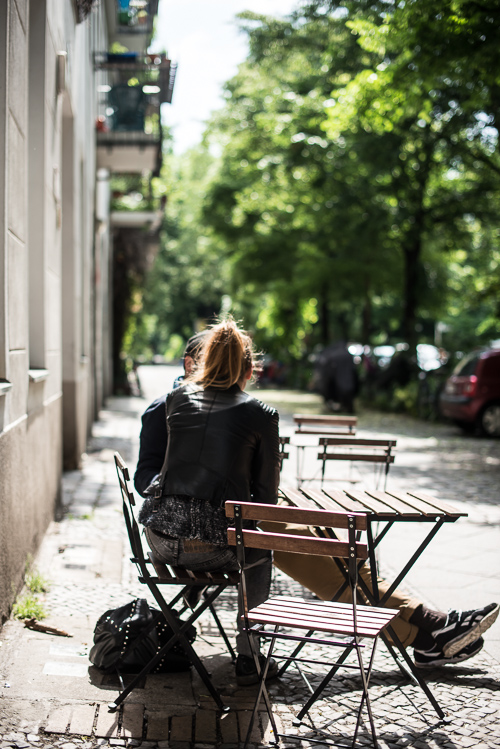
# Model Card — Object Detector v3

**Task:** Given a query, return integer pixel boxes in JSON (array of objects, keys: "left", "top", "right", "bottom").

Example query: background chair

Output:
[
  {"left": 317, "top": 436, "right": 397, "bottom": 490},
  {"left": 225, "top": 500, "right": 399, "bottom": 748},
  {"left": 111, "top": 452, "right": 239, "bottom": 712},
  {"left": 293, "top": 414, "right": 358, "bottom": 436}
]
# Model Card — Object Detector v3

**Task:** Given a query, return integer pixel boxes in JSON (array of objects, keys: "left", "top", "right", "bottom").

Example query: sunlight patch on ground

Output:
[{"left": 249, "top": 387, "right": 325, "bottom": 415}]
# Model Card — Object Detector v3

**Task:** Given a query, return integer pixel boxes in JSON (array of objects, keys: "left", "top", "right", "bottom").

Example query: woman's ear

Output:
[{"left": 246, "top": 365, "right": 253, "bottom": 380}]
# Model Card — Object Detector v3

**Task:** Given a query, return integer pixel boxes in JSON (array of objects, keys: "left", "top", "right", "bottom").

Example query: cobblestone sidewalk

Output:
[{"left": 1, "top": 386, "right": 499, "bottom": 749}]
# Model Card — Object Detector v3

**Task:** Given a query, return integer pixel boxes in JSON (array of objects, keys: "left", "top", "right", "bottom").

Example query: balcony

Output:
[
  {"left": 104, "top": 0, "right": 160, "bottom": 53},
  {"left": 95, "top": 53, "right": 176, "bottom": 175}
]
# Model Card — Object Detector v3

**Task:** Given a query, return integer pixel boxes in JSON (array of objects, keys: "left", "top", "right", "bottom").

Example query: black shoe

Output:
[
  {"left": 235, "top": 654, "right": 279, "bottom": 686},
  {"left": 431, "top": 603, "right": 498, "bottom": 657},
  {"left": 414, "top": 637, "right": 484, "bottom": 669}
]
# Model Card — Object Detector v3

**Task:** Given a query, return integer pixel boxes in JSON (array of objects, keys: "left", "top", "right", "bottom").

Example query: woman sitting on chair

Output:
[{"left": 136, "top": 319, "right": 280, "bottom": 685}]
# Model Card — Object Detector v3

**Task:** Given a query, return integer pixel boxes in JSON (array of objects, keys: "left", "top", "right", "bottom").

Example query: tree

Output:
[
  {"left": 204, "top": 7, "right": 404, "bottom": 355},
  {"left": 130, "top": 146, "right": 230, "bottom": 359}
]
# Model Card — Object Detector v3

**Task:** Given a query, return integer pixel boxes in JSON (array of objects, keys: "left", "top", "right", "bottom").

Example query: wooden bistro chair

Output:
[
  {"left": 225, "top": 501, "right": 399, "bottom": 748},
  {"left": 317, "top": 437, "right": 397, "bottom": 491},
  {"left": 293, "top": 414, "right": 358, "bottom": 487},
  {"left": 110, "top": 452, "right": 239, "bottom": 713}
]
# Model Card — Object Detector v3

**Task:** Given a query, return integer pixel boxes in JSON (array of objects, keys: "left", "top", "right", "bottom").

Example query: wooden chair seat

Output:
[
  {"left": 248, "top": 596, "right": 398, "bottom": 638},
  {"left": 148, "top": 555, "right": 239, "bottom": 586}
]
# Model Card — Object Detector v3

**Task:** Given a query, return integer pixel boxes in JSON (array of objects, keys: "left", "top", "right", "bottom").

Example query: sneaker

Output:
[
  {"left": 432, "top": 603, "right": 499, "bottom": 657},
  {"left": 235, "top": 654, "right": 279, "bottom": 686},
  {"left": 414, "top": 637, "right": 484, "bottom": 669}
]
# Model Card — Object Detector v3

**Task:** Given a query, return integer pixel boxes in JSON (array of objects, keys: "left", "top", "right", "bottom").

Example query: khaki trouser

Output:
[{"left": 260, "top": 521, "right": 421, "bottom": 648}]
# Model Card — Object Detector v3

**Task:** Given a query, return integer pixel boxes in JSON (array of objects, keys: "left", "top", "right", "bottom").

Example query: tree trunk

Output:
[
  {"left": 401, "top": 239, "right": 421, "bottom": 352},
  {"left": 319, "top": 290, "right": 330, "bottom": 346},
  {"left": 362, "top": 278, "right": 371, "bottom": 345}
]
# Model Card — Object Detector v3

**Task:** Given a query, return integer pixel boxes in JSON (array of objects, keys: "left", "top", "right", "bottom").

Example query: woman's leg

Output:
[{"left": 143, "top": 529, "right": 272, "bottom": 656}]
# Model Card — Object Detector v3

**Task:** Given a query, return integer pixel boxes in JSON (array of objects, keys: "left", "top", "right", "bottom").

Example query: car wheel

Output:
[{"left": 479, "top": 402, "right": 500, "bottom": 437}]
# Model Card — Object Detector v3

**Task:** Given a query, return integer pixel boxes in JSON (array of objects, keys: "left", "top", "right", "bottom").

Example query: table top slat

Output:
[
  {"left": 344, "top": 489, "right": 399, "bottom": 515},
  {"left": 300, "top": 487, "right": 352, "bottom": 513},
  {"left": 321, "top": 488, "right": 367, "bottom": 512},
  {"left": 279, "top": 485, "right": 318, "bottom": 510},
  {"left": 384, "top": 491, "right": 444, "bottom": 517},
  {"left": 363, "top": 490, "right": 421, "bottom": 517},
  {"left": 406, "top": 491, "right": 467, "bottom": 517}
]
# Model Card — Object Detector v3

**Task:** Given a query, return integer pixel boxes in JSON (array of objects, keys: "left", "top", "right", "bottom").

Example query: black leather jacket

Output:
[{"left": 135, "top": 382, "right": 280, "bottom": 506}]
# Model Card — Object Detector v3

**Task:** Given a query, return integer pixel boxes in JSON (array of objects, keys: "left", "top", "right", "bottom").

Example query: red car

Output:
[{"left": 439, "top": 348, "right": 500, "bottom": 437}]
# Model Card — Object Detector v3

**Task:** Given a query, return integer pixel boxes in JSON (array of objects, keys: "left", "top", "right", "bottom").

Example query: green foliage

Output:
[
  {"left": 123, "top": 146, "right": 230, "bottom": 359},
  {"left": 13, "top": 593, "right": 47, "bottom": 620},
  {"left": 26, "top": 569, "right": 51, "bottom": 594},
  {"left": 125, "top": 0, "right": 500, "bottom": 382}
]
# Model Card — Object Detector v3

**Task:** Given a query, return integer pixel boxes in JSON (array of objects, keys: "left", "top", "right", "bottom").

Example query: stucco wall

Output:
[
  {"left": 0, "top": 396, "right": 62, "bottom": 623},
  {"left": 0, "top": 0, "right": 111, "bottom": 622}
]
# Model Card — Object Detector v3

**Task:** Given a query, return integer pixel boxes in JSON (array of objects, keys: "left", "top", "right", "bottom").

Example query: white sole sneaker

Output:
[
  {"left": 443, "top": 604, "right": 499, "bottom": 657},
  {"left": 415, "top": 637, "right": 484, "bottom": 669}
]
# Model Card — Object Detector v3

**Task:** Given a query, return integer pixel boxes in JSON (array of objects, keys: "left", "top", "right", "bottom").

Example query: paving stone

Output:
[
  {"left": 45, "top": 707, "right": 73, "bottom": 735},
  {"left": 121, "top": 705, "right": 144, "bottom": 740},
  {"left": 95, "top": 709, "right": 119, "bottom": 739},
  {"left": 67, "top": 705, "right": 96, "bottom": 737},
  {"left": 169, "top": 716, "right": 192, "bottom": 745},
  {"left": 219, "top": 712, "right": 238, "bottom": 746},
  {"left": 146, "top": 712, "right": 170, "bottom": 742},
  {"left": 236, "top": 711, "right": 263, "bottom": 745},
  {"left": 193, "top": 711, "right": 216, "bottom": 745}
]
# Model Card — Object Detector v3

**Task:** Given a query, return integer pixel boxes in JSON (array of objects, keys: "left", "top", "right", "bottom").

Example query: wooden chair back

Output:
[
  {"left": 318, "top": 436, "right": 396, "bottom": 489},
  {"left": 115, "top": 452, "right": 150, "bottom": 578},
  {"left": 293, "top": 413, "right": 357, "bottom": 436},
  {"left": 225, "top": 501, "right": 367, "bottom": 561}
]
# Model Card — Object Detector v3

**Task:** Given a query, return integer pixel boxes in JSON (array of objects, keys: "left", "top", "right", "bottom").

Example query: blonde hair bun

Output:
[{"left": 193, "top": 319, "right": 254, "bottom": 389}]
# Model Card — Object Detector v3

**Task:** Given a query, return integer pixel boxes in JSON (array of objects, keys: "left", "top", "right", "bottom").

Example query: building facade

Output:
[{"left": 0, "top": 0, "right": 167, "bottom": 623}]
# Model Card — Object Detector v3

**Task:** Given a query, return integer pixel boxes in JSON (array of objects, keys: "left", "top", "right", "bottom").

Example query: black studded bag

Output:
[{"left": 89, "top": 598, "right": 196, "bottom": 674}]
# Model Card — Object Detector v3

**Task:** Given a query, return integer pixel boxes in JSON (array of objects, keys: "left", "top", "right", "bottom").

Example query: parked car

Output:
[{"left": 439, "top": 347, "right": 500, "bottom": 436}]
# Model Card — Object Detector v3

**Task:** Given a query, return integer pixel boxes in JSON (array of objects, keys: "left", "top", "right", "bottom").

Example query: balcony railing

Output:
[
  {"left": 94, "top": 52, "right": 176, "bottom": 104},
  {"left": 95, "top": 53, "right": 176, "bottom": 174}
]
